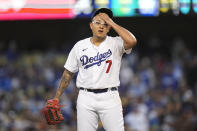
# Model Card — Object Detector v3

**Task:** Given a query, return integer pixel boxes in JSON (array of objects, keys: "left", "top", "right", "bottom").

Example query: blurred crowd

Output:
[{"left": 0, "top": 37, "right": 197, "bottom": 131}]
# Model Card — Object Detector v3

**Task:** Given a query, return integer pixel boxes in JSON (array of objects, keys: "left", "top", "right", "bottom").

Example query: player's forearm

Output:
[
  {"left": 110, "top": 22, "right": 137, "bottom": 49},
  {"left": 55, "top": 69, "right": 74, "bottom": 99}
]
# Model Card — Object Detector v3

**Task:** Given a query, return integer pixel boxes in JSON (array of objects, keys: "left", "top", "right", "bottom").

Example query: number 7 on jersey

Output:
[{"left": 106, "top": 60, "right": 112, "bottom": 73}]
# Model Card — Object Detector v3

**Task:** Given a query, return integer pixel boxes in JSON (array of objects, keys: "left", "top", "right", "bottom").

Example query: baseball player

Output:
[{"left": 51, "top": 8, "right": 137, "bottom": 131}]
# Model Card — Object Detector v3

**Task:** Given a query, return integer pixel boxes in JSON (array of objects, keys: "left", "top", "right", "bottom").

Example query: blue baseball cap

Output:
[{"left": 91, "top": 8, "right": 113, "bottom": 20}]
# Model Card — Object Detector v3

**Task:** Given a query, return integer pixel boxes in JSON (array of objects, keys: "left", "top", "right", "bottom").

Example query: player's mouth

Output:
[{"left": 98, "top": 30, "right": 103, "bottom": 33}]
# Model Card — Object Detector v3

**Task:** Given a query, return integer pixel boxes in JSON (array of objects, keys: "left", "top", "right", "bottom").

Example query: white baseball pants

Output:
[{"left": 77, "top": 89, "right": 124, "bottom": 131}]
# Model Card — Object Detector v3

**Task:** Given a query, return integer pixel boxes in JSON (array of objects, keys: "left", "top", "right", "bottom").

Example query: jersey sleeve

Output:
[
  {"left": 64, "top": 44, "right": 78, "bottom": 73},
  {"left": 114, "top": 36, "right": 132, "bottom": 55}
]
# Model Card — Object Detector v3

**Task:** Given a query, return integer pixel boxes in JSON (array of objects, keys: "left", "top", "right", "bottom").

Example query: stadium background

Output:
[{"left": 0, "top": 0, "right": 197, "bottom": 131}]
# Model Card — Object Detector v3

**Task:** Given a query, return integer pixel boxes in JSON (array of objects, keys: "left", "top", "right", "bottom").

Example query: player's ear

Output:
[
  {"left": 89, "top": 22, "right": 93, "bottom": 30},
  {"left": 107, "top": 25, "right": 111, "bottom": 32}
]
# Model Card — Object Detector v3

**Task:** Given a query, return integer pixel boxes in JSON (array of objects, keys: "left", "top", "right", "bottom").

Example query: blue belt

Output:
[{"left": 79, "top": 87, "right": 117, "bottom": 93}]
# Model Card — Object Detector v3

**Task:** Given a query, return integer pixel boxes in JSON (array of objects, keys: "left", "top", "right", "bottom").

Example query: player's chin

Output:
[{"left": 96, "top": 33, "right": 107, "bottom": 39}]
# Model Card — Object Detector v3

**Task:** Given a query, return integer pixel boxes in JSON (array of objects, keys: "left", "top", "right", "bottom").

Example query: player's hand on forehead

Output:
[
  {"left": 98, "top": 13, "right": 113, "bottom": 25},
  {"left": 93, "top": 15, "right": 106, "bottom": 23},
  {"left": 99, "top": 13, "right": 110, "bottom": 19},
  {"left": 96, "top": 13, "right": 110, "bottom": 22},
  {"left": 92, "top": 12, "right": 113, "bottom": 27}
]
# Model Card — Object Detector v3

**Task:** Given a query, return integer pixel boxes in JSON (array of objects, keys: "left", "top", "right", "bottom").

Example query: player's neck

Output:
[{"left": 91, "top": 36, "right": 106, "bottom": 46}]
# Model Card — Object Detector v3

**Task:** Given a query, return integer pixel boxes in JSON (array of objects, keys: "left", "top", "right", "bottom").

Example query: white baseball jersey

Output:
[{"left": 64, "top": 36, "right": 132, "bottom": 89}]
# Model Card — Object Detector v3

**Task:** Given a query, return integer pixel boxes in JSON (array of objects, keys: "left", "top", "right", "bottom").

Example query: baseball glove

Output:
[{"left": 41, "top": 99, "right": 64, "bottom": 125}]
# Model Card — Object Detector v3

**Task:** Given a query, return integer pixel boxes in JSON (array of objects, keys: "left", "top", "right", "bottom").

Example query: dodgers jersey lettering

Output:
[
  {"left": 64, "top": 36, "right": 132, "bottom": 89},
  {"left": 80, "top": 49, "right": 112, "bottom": 69}
]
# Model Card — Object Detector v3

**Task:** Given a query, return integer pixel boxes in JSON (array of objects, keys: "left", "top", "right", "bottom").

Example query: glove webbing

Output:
[{"left": 48, "top": 107, "right": 62, "bottom": 121}]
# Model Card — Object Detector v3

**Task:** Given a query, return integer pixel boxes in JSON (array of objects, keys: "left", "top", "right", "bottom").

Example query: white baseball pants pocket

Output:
[{"left": 77, "top": 90, "right": 124, "bottom": 131}]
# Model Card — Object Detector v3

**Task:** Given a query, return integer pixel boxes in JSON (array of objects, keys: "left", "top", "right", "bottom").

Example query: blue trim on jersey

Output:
[{"left": 84, "top": 59, "right": 106, "bottom": 69}]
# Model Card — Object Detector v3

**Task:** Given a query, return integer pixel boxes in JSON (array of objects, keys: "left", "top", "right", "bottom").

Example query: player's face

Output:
[{"left": 90, "top": 15, "right": 111, "bottom": 39}]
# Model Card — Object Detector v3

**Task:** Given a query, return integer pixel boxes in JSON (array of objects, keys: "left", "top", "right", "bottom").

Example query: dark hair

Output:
[{"left": 91, "top": 8, "right": 113, "bottom": 21}]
